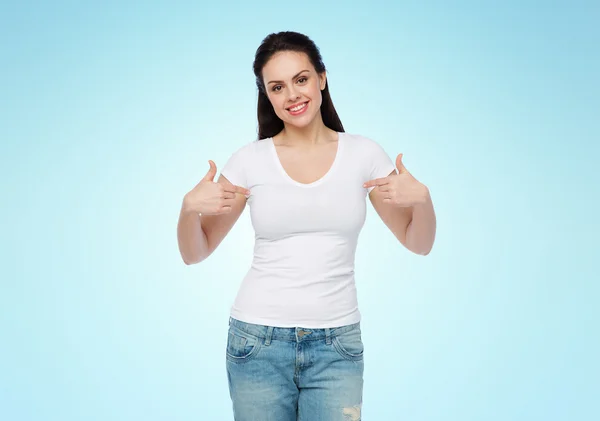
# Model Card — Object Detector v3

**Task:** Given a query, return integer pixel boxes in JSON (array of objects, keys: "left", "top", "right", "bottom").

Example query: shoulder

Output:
[
  {"left": 230, "top": 137, "right": 271, "bottom": 156},
  {"left": 340, "top": 131, "right": 386, "bottom": 153}
]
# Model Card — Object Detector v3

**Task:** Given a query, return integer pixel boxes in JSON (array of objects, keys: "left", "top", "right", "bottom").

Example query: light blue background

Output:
[{"left": 1, "top": 1, "right": 598, "bottom": 420}]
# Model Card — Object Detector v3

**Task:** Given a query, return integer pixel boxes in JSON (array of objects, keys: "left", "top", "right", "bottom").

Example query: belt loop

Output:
[
  {"left": 325, "top": 327, "right": 331, "bottom": 345},
  {"left": 264, "top": 326, "right": 274, "bottom": 346},
  {"left": 228, "top": 317, "right": 232, "bottom": 326}
]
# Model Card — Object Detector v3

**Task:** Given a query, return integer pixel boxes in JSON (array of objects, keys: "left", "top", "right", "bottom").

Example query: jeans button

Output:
[{"left": 298, "top": 329, "right": 311, "bottom": 338}]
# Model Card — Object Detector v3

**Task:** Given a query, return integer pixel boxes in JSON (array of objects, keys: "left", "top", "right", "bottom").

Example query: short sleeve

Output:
[
  {"left": 366, "top": 138, "right": 396, "bottom": 193},
  {"left": 220, "top": 144, "right": 249, "bottom": 189}
]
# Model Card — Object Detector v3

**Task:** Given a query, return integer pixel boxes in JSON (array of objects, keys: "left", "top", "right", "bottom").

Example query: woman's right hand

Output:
[{"left": 182, "top": 160, "right": 250, "bottom": 215}]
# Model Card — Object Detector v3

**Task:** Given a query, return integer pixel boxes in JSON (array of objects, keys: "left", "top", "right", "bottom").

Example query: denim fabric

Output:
[{"left": 225, "top": 317, "right": 364, "bottom": 421}]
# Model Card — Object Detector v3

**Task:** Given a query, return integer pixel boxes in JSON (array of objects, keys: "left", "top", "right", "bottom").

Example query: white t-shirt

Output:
[{"left": 220, "top": 131, "right": 396, "bottom": 328}]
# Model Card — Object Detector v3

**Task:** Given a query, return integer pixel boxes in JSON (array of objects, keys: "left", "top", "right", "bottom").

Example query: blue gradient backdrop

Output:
[{"left": 1, "top": 1, "right": 598, "bottom": 420}]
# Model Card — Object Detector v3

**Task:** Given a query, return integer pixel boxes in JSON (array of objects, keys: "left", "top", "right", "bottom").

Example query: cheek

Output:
[
  {"left": 268, "top": 95, "right": 284, "bottom": 114},
  {"left": 310, "top": 83, "right": 323, "bottom": 101},
  {"left": 310, "top": 89, "right": 323, "bottom": 110}
]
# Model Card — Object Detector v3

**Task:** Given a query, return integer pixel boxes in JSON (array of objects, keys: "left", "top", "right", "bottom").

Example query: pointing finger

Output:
[
  {"left": 363, "top": 177, "right": 389, "bottom": 189},
  {"left": 224, "top": 184, "right": 251, "bottom": 196}
]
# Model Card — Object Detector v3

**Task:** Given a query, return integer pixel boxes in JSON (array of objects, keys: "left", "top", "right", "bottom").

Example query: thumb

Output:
[
  {"left": 202, "top": 160, "right": 218, "bottom": 182},
  {"left": 396, "top": 153, "right": 408, "bottom": 174}
]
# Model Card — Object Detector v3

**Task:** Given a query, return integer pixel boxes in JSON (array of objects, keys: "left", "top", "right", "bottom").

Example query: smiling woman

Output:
[
  {"left": 252, "top": 32, "right": 344, "bottom": 140},
  {"left": 263, "top": 58, "right": 322, "bottom": 119},
  {"left": 176, "top": 30, "right": 436, "bottom": 421}
]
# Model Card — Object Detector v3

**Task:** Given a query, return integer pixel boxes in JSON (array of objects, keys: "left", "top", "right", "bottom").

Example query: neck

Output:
[{"left": 280, "top": 114, "right": 335, "bottom": 146}]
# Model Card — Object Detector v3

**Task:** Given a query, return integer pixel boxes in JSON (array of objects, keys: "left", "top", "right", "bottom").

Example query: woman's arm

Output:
[
  {"left": 177, "top": 204, "right": 210, "bottom": 265},
  {"left": 405, "top": 189, "right": 436, "bottom": 255},
  {"left": 177, "top": 174, "right": 247, "bottom": 265},
  {"left": 366, "top": 155, "right": 437, "bottom": 255},
  {"left": 368, "top": 171, "right": 412, "bottom": 248},
  {"left": 369, "top": 185, "right": 436, "bottom": 255}
]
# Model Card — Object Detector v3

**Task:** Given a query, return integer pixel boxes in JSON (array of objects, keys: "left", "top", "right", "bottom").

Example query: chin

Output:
[
  {"left": 281, "top": 112, "right": 319, "bottom": 129},
  {"left": 284, "top": 119, "right": 311, "bottom": 129}
]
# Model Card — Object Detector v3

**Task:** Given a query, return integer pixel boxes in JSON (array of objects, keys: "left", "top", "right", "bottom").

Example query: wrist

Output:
[
  {"left": 181, "top": 196, "right": 195, "bottom": 215},
  {"left": 416, "top": 184, "right": 430, "bottom": 206}
]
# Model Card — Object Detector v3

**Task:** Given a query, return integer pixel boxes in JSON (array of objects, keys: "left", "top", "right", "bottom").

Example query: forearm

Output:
[
  {"left": 406, "top": 188, "right": 436, "bottom": 255},
  {"left": 177, "top": 201, "right": 210, "bottom": 265}
]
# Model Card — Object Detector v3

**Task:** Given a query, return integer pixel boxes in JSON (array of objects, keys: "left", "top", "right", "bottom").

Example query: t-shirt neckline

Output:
[{"left": 269, "top": 131, "right": 344, "bottom": 188}]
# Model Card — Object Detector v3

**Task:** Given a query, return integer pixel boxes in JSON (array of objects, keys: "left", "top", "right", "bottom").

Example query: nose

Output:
[{"left": 287, "top": 85, "right": 300, "bottom": 102}]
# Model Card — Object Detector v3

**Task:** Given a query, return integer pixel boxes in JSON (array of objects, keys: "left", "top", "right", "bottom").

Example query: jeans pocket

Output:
[
  {"left": 226, "top": 325, "right": 261, "bottom": 363},
  {"left": 332, "top": 325, "right": 364, "bottom": 362}
]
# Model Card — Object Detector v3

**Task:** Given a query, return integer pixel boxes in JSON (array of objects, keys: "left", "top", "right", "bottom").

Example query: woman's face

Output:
[{"left": 262, "top": 51, "right": 326, "bottom": 129}]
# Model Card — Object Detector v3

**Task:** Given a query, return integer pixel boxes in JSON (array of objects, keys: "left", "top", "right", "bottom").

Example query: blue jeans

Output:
[{"left": 225, "top": 317, "right": 364, "bottom": 421}]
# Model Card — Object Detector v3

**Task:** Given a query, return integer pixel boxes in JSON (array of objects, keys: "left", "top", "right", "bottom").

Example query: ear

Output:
[{"left": 320, "top": 71, "right": 327, "bottom": 90}]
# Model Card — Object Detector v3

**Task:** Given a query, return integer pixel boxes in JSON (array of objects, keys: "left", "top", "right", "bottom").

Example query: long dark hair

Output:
[{"left": 253, "top": 31, "right": 344, "bottom": 140}]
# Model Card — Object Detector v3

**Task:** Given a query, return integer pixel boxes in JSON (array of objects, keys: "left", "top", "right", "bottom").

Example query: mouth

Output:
[{"left": 286, "top": 101, "right": 309, "bottom": 116}]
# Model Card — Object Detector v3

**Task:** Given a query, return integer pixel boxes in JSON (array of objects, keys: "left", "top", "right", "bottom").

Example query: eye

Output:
[
  {"left": 297, "top": 77, "right": 308, "bottom": 84},
  {"left": 272, "top": 85, "right": 282, "bottom": 92}
]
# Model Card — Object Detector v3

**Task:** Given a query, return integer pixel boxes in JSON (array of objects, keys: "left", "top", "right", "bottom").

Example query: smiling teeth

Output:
[{"left": 290, "top": 103, "right": 306, "bottom": 112}]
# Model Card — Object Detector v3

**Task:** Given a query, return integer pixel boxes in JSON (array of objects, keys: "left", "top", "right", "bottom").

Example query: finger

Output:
[
  {"left": 224, "top": 184, "right": 251, "bottom": 196},
  {"left": 222, "top": 191, "right": 236, "bottom": 200},
  {"left": 396, "top": 153, "right": 408, "bottom": 174},
  {"left": 221, "top": 195, "right": 243, "bottom": 205},
  {"left": 202, "top": 160, "right": 218, "bottom": 182},
  {"left": 363, "top": 177, "right": 389, "bottom": 188},
  {"left": 377, "top": 184, "right": 392, "bottom": 192}
]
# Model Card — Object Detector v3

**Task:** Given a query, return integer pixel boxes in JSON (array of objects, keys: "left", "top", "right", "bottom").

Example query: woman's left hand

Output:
[{"left": 363, "top": 153, "right": 430, "bottom": 207}]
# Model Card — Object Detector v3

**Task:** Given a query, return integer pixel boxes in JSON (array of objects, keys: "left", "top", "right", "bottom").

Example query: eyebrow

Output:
[{"left": 267, "top": 70, "right": 310, "bottom": 85}]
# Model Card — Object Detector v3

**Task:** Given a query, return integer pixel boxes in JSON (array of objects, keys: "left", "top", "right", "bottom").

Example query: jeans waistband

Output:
[{"left": 228, "top": 316, "right": 360, "bottom": 343}]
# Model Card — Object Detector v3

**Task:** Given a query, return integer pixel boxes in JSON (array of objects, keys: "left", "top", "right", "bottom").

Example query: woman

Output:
[{"left": 177, "top": 31, "right": 436, "bottom": 421}]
